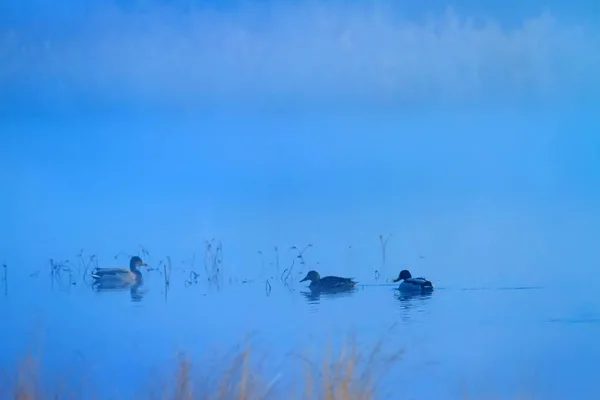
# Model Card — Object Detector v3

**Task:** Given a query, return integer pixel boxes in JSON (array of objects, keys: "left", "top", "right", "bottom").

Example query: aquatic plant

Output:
[
  {"left": 258, "top": 250, "right": 265, "bottom": 277},
  {"left": 280, "top": 259, "right": 295, "bottom": 288},
  {"left": 76, "top": 249, "right": 99, "bottom": 286},
  {"left": 183, "top": 253, "right": 202, "bottom": 287},
  {"left": 1, "top": 263, "right": 7, "bottom": 296},
  {"left": 138, "top": 244, "right": 151, "bottom": 261},
  {"left": 289, "top": 244, "right": 313, "bottom": 267},
  {"left": 164, "top": 256, "right": 173, "bottom": 290},
  {"left": 163, "top": 256, "right": 172, "bottom": 288},
  {"left": 204, "top": 239, "right": 224, "bottom": 287},
  {"left": 274, "top": 246, "right": 280, "bottom": 277},
  {"left": 377, "top": 234, "right": 392, "bottom": 281},
  {"left": 29, "top": 232, "right": 413, "bottom": 294},
  {"left": 279, "top": 244, "right": 313, "bottom": 289},
  {"left": 185, "top": 270, "right": 202, "bottom": 287},
  {"left": 49, "top": 259, "right": 75, "bottom": 289}
]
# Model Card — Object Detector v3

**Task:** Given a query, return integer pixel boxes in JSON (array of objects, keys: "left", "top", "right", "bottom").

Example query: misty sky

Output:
[{"left": 1, "top": 0, "right": 599, "bottom": 286}]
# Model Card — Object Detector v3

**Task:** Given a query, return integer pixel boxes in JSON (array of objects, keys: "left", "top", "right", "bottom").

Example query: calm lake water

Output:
[
  {"left": 2, "top": 109, "right": 600, "bottom": 399},
  {"left": 1, "top": 256, "right": 599, "bottom": 400}
]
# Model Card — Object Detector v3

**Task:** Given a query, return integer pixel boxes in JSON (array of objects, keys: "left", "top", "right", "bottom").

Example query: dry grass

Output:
[{"left": 1, "top": 340, "right": 402, "bottom": 400}]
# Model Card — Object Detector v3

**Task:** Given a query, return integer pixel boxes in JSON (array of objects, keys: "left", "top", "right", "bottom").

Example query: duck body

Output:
[
  {"left": 393, "top": 269, "right": 433, "bottom": 293},
  {"left": 92, "top": 256, "right": 147, "bottom": 286},
  {"left": 300, "top": 270, "right": 357, "bottom": 291},
  {"left": 92, "top": 268, "right": 141, "bottom": 284}
]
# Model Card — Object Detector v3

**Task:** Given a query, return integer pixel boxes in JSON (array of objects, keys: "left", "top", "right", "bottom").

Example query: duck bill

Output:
[
  {"left": 300, "top": 276, "right": 309, "bottom": 283},
  {"left": 141, "top": 263, "right": 148, "bottom": 267},
  {"left": 392, "top": 277, "right": 401, "bottom": 282}
]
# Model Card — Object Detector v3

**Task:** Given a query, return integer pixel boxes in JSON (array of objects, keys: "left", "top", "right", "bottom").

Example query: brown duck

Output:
[{"left": 91, "top": 256, "right": 147, "bottom": 285}]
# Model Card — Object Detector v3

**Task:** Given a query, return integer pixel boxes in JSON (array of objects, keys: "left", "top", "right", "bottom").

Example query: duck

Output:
[
  {"left": 393, "top": 269, "right": 433, "bottom": 292},
  {"left": 300, "top": 270, "right": 357, "bottom": 291},
  {"left": 91, "top": 256, "right": 147, "bottom": 285}
]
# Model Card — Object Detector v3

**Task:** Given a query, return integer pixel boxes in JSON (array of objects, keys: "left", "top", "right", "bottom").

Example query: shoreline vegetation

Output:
[
  {"left": 2, "top": 340, "right": 404, "bottom": 400},
  {"left": 0, "top": 340, "right": 539, "bottom": 400}
]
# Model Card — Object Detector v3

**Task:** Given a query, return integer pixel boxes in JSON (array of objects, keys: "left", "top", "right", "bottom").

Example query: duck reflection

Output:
[
  {"left": 301, "top": 290, "right": 320, "bottom": 304},
  {"left": 395, "top": 290, "right": 433, "bottom": 313},
  {"left": 92, "top": 280, "right": 146, "bottom": 302},
  {"left": 300, "top": 286, "right": 358, "bottom": 305}
]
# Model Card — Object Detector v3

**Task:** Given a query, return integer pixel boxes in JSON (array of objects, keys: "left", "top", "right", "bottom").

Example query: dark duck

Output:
[
  {"left": 300, "top": 270, "right": 357, "bottom": 291},
  {"left": 393, "top": 269, "right": 433, "bottom": 292}
]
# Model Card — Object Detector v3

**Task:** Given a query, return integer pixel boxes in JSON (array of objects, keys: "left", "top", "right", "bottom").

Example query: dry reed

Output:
[{"left": 1, "top": 340, "right": 404, "bottom": 400}]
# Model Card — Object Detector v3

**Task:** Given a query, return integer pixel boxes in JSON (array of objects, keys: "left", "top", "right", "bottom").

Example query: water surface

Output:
[{"left": 1, "top": 264, "right": 599, "bottom": 400}]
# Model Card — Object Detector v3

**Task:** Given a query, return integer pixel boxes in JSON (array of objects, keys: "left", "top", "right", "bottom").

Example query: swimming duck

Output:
[
  {"left": 393, "top": 269, "right": 433, "bottom": 292},
  {"left": 91, "top": 256, "right": 147, "bottom": 285},
  {"left": 300, "top": 270, "right": 357, "bottom": 291}
]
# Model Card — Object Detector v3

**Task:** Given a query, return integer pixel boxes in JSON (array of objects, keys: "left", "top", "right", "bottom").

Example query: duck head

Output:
[
  {"left": 393, "top": 269, "right": 412, "bottom": 282},
  {"left": 129, "top": 256, "right": 148, "bottom": 272},
  {"left": 300, "top": 270, "right": 320, "bottom": 283}
]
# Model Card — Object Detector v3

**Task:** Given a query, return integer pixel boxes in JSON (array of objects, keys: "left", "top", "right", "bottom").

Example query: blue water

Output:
[
  {"left": 2, "top": 110, "right": 600, "bottom": 400},
  {"left": 1, "top": 256, "right": 599, "bottom": 399},
  {"left": 2, "top": 0, "right": 600, "bottom": 397},
  {"left": 2, "top": 109, "right": 600, "bottom": 399}
]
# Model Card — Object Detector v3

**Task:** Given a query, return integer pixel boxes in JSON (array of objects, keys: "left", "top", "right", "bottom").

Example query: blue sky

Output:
[{"left": 1, "top": 0, "right": 600, "bottom": 285}]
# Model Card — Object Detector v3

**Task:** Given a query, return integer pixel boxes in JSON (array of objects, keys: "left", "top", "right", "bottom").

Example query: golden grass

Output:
[
  {"left": 1, "top": 340, "right": 402, "bottom": 400},
  {"left": 1, "top": 341, "right": 536, "bottom": 400}
]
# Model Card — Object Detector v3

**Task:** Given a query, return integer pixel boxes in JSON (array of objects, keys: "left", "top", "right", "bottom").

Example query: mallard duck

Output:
[
  {"left": 393, "top": 269, "right": 433, "bottom": 292},
  {"left": 300, "top": 270, "right": 357, "bottom": 291},
  {"left": 91, "top": 256, "right": 147, "bottom": 285}
]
